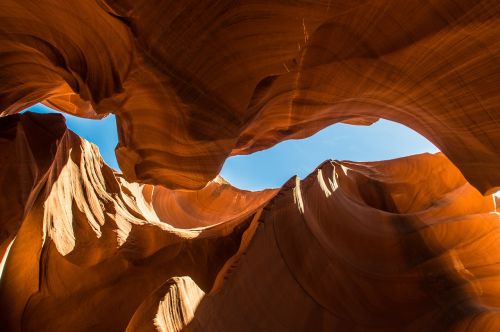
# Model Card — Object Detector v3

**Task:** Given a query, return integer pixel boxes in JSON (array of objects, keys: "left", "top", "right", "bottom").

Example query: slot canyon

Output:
[{"left": 0, "top": 1, "right": 499, "bottom": 331}]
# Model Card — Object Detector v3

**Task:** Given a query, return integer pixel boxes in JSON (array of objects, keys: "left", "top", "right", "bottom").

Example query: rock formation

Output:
[
  {"left": 0, "top": 113, "right": 276, "bottom": 331},
  {"left": 0, "top": 0, "right": 499, "bottom": 331},
  {"left": 0, "top": 0, "right": 499, "bottom": 192},
  {"left": 0, "top": 113, "right": 499, "bottom": 331}
]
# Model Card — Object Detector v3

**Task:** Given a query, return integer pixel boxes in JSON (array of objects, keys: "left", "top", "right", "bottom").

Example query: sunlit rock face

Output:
[
  {"left": 0, "top": 113, "right": 276, "bottom": 331},
  {"left": 0, "top": 0, "right": 499, "bottom": 192},
  {"left": 0, "top": 114, "right": 499, "bottom": 331},
  {"left": 0, "top": 0, "right": 500, "bottom": 331}
]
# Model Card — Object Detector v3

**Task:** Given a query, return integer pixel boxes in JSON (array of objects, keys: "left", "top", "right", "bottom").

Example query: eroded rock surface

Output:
[
  {"left": 0, "top": 0, "right": 498, "bottom": 192},
  {"left": 0, "top": 1, "right": 499, "bottom": 330},
  {"left": 0, "top": 113, "right": 274, "bottom": 331},
  {"left": 0, "top": 114, "right": 499, "bottom": 331}
]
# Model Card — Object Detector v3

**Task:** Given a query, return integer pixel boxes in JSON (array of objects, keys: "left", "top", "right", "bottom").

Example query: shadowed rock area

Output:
[
  {"left": 0, "top": 1, "right": 500, "bottom": 331},
  {"left": 0, "top": 0, "right": 499, "bottom": 192},
  {"left": 1, "top": 113, "right": 499, "bottom": 331}
]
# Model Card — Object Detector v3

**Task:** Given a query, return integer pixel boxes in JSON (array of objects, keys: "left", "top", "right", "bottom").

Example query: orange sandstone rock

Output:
[
  {"left": 0, "top": 1, "right": 498, "bottom": 192},
  {"left": 0, "top": 113, "right": 272, "bottom": 331},
  {"left": 0, "top": 114, "right": 499, "bottom": 331},
  {"left": 0, "top": 0, "right": 500, "bottom": 330}
]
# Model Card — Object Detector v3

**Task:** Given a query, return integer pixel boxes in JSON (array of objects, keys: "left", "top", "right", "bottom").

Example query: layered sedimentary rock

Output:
[
  {"left": 0, "top": 0, "right": 499, "bottom": 193},
  {"left": 1, "top": 1, "right": 500, "bottom": 331},
  {"left": 0, "top": 113, "right": 499, "bottom": 331},
  {"left": 0, "top": 113, "right": 276, "bottom": 331}
]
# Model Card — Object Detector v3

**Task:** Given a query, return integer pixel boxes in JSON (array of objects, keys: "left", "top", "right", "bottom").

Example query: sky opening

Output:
[
  {"left": 25, "top": 103, "right": 445, "bottom": 191},
  {"left": 24, "top": 104, "right": 120, "bottom": 170}
]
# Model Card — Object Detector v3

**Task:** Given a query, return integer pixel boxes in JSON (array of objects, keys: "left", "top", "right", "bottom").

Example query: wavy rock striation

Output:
[
  {"left": 0, "top": 0, "right": 498, "bottom": 192},
  {"left": 0, "top": 113, "right": 499, "bottom": 331},
  {"left": 1, "top": 1, "right": 500, "bottom": 330},
  {"left": 0, "top": 113, "right": 275, "bottom": 331}
]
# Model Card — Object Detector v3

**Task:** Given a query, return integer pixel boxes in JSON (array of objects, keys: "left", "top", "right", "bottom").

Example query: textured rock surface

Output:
[
  {"left": 0, "top": 113, "right": 275, "bottom": 331},
  {"left": 1, "top": 1, "right": 500, "bottom": 331},
  {"left": 0, "top": 0, "right": 499, "bottom": 192},
  {"left": 0, "top": 114, "right": 499, "bottom": 331}
]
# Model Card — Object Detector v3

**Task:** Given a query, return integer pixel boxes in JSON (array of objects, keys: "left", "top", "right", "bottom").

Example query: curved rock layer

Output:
[
  {"left": 0, "top": 0, "right": 499, "bottom": 193},
  {"left": 0, "top": 113, "right": 499, "bottom": 331},
  {"left": 0, "top": 113, "right": 275, "bottom": 331}
]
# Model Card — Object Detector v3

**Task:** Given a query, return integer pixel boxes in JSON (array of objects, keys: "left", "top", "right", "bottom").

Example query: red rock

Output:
[
  {"left": 0, "top": 114, "right": 498, "bottom": 331},
  {"left": 0, "top": 1, "right": 498, "bottom": 192},
  {"left": 0, "top": 1, "right": 500, "bottom": 330}
]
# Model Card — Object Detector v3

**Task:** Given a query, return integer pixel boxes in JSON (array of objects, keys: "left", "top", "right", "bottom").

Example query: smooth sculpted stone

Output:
[
  {"left": 0, "top": 1, "right": 499, "bottom": 192},
  {"left": 0, "top": 113, "right": 499, "bottom": 331},
  {"left": 0, "top": 113, "right": 274, "bottom": 331}
]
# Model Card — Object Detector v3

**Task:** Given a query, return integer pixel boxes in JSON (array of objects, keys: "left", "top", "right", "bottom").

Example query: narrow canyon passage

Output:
[{"left": 0, "top": 1, "right": 499, "bottom": 331}]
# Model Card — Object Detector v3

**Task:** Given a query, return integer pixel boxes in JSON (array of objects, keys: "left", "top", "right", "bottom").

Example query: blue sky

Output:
[
  {"left": 26, "top": 103, "right": 440, "bottom": 190},
  {"left": 221, "top": 122, "right": 439, "bottom": 190},
  {"left": 26, "top": 104, "right": 120, "bottom": 170}
]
